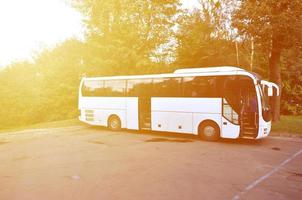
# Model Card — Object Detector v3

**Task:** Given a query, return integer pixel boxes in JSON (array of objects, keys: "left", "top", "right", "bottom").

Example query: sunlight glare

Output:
[{"left": 0, "top": 0, "right": 83, "bottom": 67}]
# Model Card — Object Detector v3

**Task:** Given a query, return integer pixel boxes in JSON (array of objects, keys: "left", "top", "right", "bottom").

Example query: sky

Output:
[
  {"left": 0, "top": 0, "right": 83, "bottom": 67},
  {"left": 0, "top": 0, "right": 199, "bottom": 68}
]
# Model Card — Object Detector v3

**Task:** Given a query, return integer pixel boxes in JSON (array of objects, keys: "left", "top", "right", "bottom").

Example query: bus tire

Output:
[
  {"left": 198, "top": 121, "right": 220, "bottom": 141},
  {"left": 108, "top": 115, "right": 121, "bottom": 131}
]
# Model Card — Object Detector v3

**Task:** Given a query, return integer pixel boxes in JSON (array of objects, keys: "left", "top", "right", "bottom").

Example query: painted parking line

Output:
[{"left": 232, "top": 149, "right": 302, "bottom": 200}]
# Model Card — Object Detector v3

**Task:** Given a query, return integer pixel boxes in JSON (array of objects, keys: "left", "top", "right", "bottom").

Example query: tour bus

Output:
[{"left": 78, "top": 67, "right": 279, "bottom": 141}]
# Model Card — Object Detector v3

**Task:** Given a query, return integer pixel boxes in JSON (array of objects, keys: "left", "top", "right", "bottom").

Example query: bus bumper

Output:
[{"left": 256, "top": 120, "right": 271, "bottom": 139}]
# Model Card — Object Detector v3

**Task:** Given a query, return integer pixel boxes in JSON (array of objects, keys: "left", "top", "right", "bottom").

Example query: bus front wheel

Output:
[
  {"left": 198, "top": 121, "right": 220, "bottom": 141},
  {"left": 108, "top": 115, "right": 121, "bottom": 131}
]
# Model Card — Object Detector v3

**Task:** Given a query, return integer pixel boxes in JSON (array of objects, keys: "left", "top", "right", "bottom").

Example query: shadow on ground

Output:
[{"left": 84, "top": 125, "right": 268, "bottom": 146}]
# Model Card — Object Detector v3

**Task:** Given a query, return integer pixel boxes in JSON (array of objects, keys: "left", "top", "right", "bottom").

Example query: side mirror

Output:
[
  {"left": 267, "top": 86, "right": 273, "bottom": 97},
  {"left": 261, "top": 80, "right": 280, "bottom": 96}
]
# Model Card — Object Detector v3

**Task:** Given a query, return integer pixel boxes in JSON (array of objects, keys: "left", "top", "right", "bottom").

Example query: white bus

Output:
[{"left": 78, "top": 66, "right": 279, "bottom": 141}]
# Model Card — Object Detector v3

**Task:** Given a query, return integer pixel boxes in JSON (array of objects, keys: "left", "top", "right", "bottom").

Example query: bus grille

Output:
[{"left": 85, "top": 110, "right": 94, "bottom": 121}]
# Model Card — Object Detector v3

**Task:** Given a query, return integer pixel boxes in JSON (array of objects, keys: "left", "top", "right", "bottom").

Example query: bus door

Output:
[
  {"left": 239, "top": 79, "right": 259, "bottom": 138},
  {"left": 221, "top": 77, "right": 241, "bottom": 138},
  {"left": 221, "top": 98, "right": 240, "bottom": 138},
  {"left": 127, "top": 79, "right": 152, "bottom": 130},
  {"left": 138, "top": 97, "right": 151, "bottom": 130},
  {"left": 222, "top": 76, "right": 258, "bottom": 138}
]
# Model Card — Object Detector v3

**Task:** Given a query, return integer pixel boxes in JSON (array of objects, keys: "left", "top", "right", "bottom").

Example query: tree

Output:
[
  {"left": 0, "top": 39, "right": 85, "bottom": 129},
  {"left": 233, "top": 0, "right": 302, "bottom": 121},
  {"left": 175, "top": 1, "right": 242, "bottom": 68},
  {"left": 280, "top": 48, "right": 302, "bottom": 115},
  {"left": 73, "top": 0, "right": 180, "bottom": 75},
  {"left": 176, "top": 10, "right": 213, "bottom": 67}
]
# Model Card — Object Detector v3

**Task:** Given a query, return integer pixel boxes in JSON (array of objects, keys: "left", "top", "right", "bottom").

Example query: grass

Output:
[
  {"left": 0, "top": 118, "right": 82, "bottom": 134},
  {"left": 272, "top": 115, "right": 302, "bottom": 134}
]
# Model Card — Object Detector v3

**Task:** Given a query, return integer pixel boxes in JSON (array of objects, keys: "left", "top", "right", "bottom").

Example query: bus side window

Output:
[
  {"left": 127, "top": 79, "right": 153, "bottom": 97},
  {"left": 182, "top": 77, "right": 195, "bottom": 97},
  {"left": 104, "top": 80, "right": 126, "bottom": 97},
  {"left": 182, "top": 76, "right": 216, "bottom": 97},
  {"left": 169, "top": 78, "right": 182, "bottom": 96},
  {"left": 82, "top": 80, "right": 104, "bottom": 96},
  {"left": 153, "top": 78, "right": 168, "bottom": 97},
  {"left": 153, "top": 78, "right": 181, "bottom": 97}
]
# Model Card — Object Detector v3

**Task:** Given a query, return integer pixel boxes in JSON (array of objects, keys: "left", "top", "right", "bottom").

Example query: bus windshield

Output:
[
  {"left": 258, "top": 84, "right": 269, "bottom": 110},
  {"left": 258, "top": 84, "right": 271, "bottom": 122}
]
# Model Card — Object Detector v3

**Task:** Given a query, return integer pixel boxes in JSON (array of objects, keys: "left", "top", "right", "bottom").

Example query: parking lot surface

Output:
[{"left": 0, "top": 126, "right": 301, "bottom": 200}]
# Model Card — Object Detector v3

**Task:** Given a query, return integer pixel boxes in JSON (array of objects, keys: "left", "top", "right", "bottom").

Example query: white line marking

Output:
[{"left": 232, "top": 149, "right": 302, "bottom": 200}]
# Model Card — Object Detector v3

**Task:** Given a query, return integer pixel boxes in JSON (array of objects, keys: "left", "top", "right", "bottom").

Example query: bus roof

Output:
[
  {"left": 174, "top": 66, "right": 244, "bottom": 74},
  {"left": 82, "top": 66, "right": 257, "bottom": 83}
]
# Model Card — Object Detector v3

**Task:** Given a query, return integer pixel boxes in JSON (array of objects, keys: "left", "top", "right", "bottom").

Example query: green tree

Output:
[
  {"left": 175, "top": 1, "right": 241, "bottom": 68},
  {"left": 233, "top": 0, "right": 302, "bottom": 121},
  {"left": 73, "top": 0, "right": 180, "bottom": 75},
  {"left": 280, "top": 48, "right": 302, "bottom": 115},
  {"left": 0, "top": 39, "right": 85, "bottom": 129}
]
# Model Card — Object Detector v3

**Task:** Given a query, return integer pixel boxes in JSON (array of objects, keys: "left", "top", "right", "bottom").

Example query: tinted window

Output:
[
  {"left": 82, "top": 80, "right": 105, "bottom": 96},
  {"left": 183, "top": 76, "right": 217, "bottom": 97},
  {"left": 82, "top": 80, "right": 126, "bottom": 97},
  {"left": 223, "top": 75, "right": 257, "bottom": 114},
  {"left": 127, "top": 79, "right": 153, "bottom": 97},
  {"left": 104, "top": 80, "right": 126, "bottom": 96},
  {"left": 153, "top": 78, "right": 182, "bottom": 97}
]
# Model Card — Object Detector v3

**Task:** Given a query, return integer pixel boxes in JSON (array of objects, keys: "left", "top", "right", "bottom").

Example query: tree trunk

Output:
[{"left": 269, "top": 34, "right": 282, "bottom": 122}]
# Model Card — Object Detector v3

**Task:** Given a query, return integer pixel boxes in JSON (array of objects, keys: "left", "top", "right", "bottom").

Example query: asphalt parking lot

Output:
[{"left": 0, "top": 126, "right": 301, "bottom": 200}]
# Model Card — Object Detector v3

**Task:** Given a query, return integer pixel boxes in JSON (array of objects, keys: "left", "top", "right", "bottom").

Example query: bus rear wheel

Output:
[
  {"left": 198, "top": 121, "right": 220, "bottom": 141},
  {"left": 108, "top": 116, "right": 121, "bottom": 131}
]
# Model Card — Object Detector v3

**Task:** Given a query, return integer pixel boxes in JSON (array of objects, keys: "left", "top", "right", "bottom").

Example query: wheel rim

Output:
[
  {"left": 204, "top": 125, "right": 215, "bottom": 137},
  {"left": 110, "top": 118, "right": 119, "bottom": 129}
]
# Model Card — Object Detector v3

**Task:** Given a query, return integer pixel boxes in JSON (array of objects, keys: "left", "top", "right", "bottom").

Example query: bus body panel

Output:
[
  {"left": 221, "top": 117, "right": 240, "bottom": 138},
  {"left": 79, "top": 97, "right": 127, "bottom": 110},
  {"left": 80, "top": 109, "right": 127, "bottom": 128},
  {"left": 151, "top": 98, "right": 222, "bottom": 113},
  {"left": 150, "top": 98, "right": 239, "bottom": 137},
  {"left": 126, "top": 97, "right": 139, "bottom": 130},
  {"left": 79, "top": 95, "right": 241, "bottom": 139},
  {"left": 79, "top": 97, "right": 127, "bottom": 128},
  {"left": 79, "top": 97, "right": 139, "bottom": 130},
  {"left": 257, "top": 118, "right": 271, "bottom": 139},
  {"left": 151, "top": 111, "right": 193, "bottom": 133},
  {"left": 255, "top": 84, "right": 271, "bottom": 139}
]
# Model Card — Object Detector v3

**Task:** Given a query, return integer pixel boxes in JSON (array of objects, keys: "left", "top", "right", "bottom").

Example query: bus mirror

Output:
[
  {"left": 261, "top": 80, "right": 279, "bottom": 96},
  {"left": 267, "top": 87, "right": 273, "bottom": 96},
  {"left": 271, "top": 83, "right": 280, "bottom": 96}
]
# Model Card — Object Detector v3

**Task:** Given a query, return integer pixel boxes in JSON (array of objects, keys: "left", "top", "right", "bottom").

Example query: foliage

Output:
[
  {"left": 232, "top": 0, "right": 302, "bottom": 121},
  {"left": 0, "top": 39, "right": 84, "bottom": 129},
  {"left": 0, "top": 0, "right": 181, "bottom": 129},
  {"left": 74, "top": 0, "right": 180, "bottom": 75},
  {"left": 0, "top": 0, "right": 301, "bottom": 130},
  {"left": 233, "top": 0, "right": 302, "bottom": 50},
  {"left": 280, "top": 48, "right": 302, "bottom": 115},
  {"left": 175, "top": 8, "right": 239, "bottom": 68}
]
